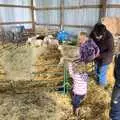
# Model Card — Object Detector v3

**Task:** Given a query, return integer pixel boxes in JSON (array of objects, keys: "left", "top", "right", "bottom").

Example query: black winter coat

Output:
[{"left": 90, "top": 30, "right": 114, "bottom": 65}]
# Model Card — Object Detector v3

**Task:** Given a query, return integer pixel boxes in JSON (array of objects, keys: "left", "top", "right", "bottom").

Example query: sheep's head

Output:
[
  {"left": 48, "top": 35, "right": 54, "bottom": 39},
  {"left": 36, "top": 34, "right": 40, "bottom": 38}
]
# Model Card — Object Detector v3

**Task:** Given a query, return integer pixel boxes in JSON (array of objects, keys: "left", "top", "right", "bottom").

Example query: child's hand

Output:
[
  {"left": 96, "top": 54, "right": 100, "bottom": 58},
  {"left": 96, "top": 54, "right": 102, "bottom": 59}
]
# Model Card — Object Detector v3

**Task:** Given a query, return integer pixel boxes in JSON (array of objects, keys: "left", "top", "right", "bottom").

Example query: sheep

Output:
[
  {"left": 26, "top": 34, "right": 59, "bottom": 47},
  {"left": 58, "top": 44, "right": 79, "bottom": 65},
  {"left": 33, "top": 40, "right": 43, "bottom": 47},
  {"left": 26, "top": 37, "right": 34, "bottom": 45},
  {"left": 43, "top": 35, "right": 59, "bottom": 46},
  {"left": 26, "top": 35, "right": 43, "bottom": 47}
]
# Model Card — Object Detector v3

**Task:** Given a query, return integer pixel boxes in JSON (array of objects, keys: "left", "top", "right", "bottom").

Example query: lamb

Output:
[
  {"left": 26, "top": 37, "right": 35, "bottom": 45},
  {"left": 33, "top": 40, "right": 43, "bottom": 47},
  {"left": 26, "top": 35, "right": 43, "bottom": 47},
  {"left": 58, "top": 44, "right": 79, "bottom": 65},
  {"left": 26, "top": 34, "right": 59, "bottom": 48},
  {"left": 43, "top": 35, "right": 59, "bottom": 46}
]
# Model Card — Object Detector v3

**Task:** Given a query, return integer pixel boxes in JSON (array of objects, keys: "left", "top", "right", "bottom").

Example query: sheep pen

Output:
[{"left": 0, "top": 41, "right": 115, "bottom": 120}]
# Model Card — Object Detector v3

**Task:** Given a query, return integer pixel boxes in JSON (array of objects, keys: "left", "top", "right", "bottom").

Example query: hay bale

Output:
[
  {"left": 102, "top": 17, "right": 120, "bottom": 35},
  {"left": 118, "top": 18, "right": 120, "bottom": 34},
  {"left": 102, "top": 17, "right": 117, "bottom": 35},
  {"left": 107, "top": 62, "right": 115, "bottom": 87}
]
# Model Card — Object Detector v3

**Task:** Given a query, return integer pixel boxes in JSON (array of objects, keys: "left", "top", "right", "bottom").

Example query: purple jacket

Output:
[
  {"left": 80, "top": 39, "right": 100, "bottom": 62},
  {"left": 74, "top": 39, "right": 100, "bottom": 63}
]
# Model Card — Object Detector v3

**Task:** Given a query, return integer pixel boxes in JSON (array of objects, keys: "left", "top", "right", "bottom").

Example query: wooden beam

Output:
[
  {"left": 60, "top": 0, "right": 64, "bottom": 30},
  {"left": 64, "top": 5, "right": 102, "bottom": 9},
  {"left": 35, "top": 5, "right": 102, "bottom": 10},
  {"left": 35, "top": 23, "right": 60, "bottom": 27},
  {"left": 107, "top": 4, "right": 120, "bottom": 8},
  {"left": 31, "top": 0, "right": 35, "bottom": 32},
  {"left": 0, "top": 4, "right": 32, "bottom": 8},
  {"left": 0, "top": 21, "right": 32, "bottom": 25},
  {"left": 35, "top": 7, "right": 59, "bottom": 10},
  {"left": 99, "top": 0, "right": 107, "bottom": 19},
  {"left": 35, "top": 23, "right": 92, "bottom": 29},
  {"left": 64, "top": 24, "right": 93, "bottom": 28}
]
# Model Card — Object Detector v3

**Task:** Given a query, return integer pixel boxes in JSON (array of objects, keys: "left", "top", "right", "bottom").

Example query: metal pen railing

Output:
[{"left": 32, "top": 64, "right": 71, "bottom": 94}]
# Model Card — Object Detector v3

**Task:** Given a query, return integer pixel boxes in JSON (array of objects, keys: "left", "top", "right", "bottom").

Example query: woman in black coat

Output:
[{"left": 89, "top": 23, "right": 114, "bottom": 87}]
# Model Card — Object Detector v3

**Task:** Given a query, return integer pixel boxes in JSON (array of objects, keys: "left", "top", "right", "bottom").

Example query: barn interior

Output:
[{"left": 0, "top": 0, "right": 120, "bottom": 120}]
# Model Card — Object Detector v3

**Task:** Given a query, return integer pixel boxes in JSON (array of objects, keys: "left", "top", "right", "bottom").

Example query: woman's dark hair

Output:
[{"left": 94, "top": 23, "right": 106, "bottom": 36}]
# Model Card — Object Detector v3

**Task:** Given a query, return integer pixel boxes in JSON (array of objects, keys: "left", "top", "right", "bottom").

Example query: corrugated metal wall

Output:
[
  {"left": 0, "top": 0, "right": 32, "bottom": 29},
  {"left": 63, "top": 0, "right": 100, "bottom": 34},
  {"left": 64, "top": 0, "right": 100, "bottom": 6},
  {"left": 35, "top": 0, "right": 60, "bottom": 8},
  {"left": 0, "top": 7, "right": 31, "bottom": 22},
  {"left": 35, "top": 0, "right": 100, "bottom": 34},
  {"left": 35, "top": 0, "right": 60, "bottom": 26},
  {"left": 36, "top": 10, "right": 60, "bottom": 25},
  {"left": 0, "top": 0, "right": 120, "bottom": 33},
  {"left": 106, "top": 0, "right": 120, "bottom": 17},
  {"left": 64, "top": 8, "right": 99, "bottom": 34}
]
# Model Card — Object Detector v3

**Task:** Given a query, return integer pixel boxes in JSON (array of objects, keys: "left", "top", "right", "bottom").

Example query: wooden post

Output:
[
  {"left": 99, "top": 0, "right": 107, "bottom": 20},
  {"left": 60, "top": 0, "right": 64, "bottom": 30},
  {"left": 31, "top": 0, "right": 35, "bottom": 32}
]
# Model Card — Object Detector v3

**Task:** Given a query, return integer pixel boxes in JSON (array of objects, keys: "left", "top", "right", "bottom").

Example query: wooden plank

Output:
[
  {"left": 60, "top": 0, "right": 64, "bottom": 30},
  {"left": 0, "top": 4, "right": 32, "bottom": 8},
  {"left": 64, "top": 24, "right": 93, "bottom": 28},
  {"left": 35, "top": 23, "right": 92, "bottom": 28},
  {"left": 64, "top": 5, "right": 102, "bottom": 9},
  {"left": 35, "top": 7, "right": 59, "bottom": 10},
  {"left": 35, "top": 5, "right": 102, "bottom": 10},
  {"left": 31, "top": 0, "right": 35, "bottom": 32},
  {"left": 107, "top": 4, "right": 120, "bottom": 8},
  {"left": 35, "top": 23, "right": 60, "bottom": 27},
  {"left": 99, "top": 0, "right": 107, "bottom": 19},
  {"left": 0, "top": 21, "right": 32, "bottom": 25}
]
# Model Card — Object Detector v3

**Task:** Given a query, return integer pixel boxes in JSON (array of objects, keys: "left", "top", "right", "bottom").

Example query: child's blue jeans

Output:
[
  {"left": 95, "top": 62, "right": 108, "bottom": 86},
  {"left": 72, "top": 93, "right": 85, "bottom": 108}
]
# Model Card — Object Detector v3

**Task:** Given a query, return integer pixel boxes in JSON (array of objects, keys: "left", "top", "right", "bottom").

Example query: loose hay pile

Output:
[
  {"left": 0, "top": 90, "right": 71, "bottom": 120},
  {"left": 33, "top": 44, "right": 113, "bottom": 120},
  {"left": 33, "top": 45, "right": 64, "bottom": 85},
  {"left": 0, "top": 80, "right": 112, "bottom": 120},
  {"left": 0, "top": 64, "right": 6, "bottom": 80},
  {"left": 0, "top": 42, "right": 114, "bottom": 120},
  {"left": 62, "top": 80, "right": 111, "bottom": 120},
  {"left": 0, "top": 44, "right": 33, "bottom": 80}
]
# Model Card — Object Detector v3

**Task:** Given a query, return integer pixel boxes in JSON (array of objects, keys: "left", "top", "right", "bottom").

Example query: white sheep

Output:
[
  {"left": 33, "top": 40, "right": 43, "bottom": 47},
  {"left": 26, "top": 35, "right": 43, "bottom": 47},
  {"left": 43, "top": 35, "right": 59, "bottom": 46}
]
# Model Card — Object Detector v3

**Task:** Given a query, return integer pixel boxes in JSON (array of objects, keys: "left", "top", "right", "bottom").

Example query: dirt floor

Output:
[{"left": 0, "top": 42, "right": 115, "bottom": 120}]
